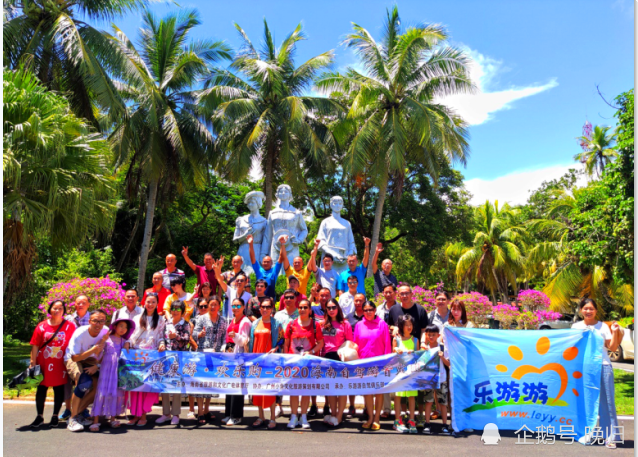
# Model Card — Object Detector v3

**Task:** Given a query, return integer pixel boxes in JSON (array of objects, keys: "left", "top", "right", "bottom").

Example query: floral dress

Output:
[
  {"left": 164, "top": 318, "right": 191, "bottom": 351},
  {"left": 191, "top": 314, "right": 227, "bottom": 399}
]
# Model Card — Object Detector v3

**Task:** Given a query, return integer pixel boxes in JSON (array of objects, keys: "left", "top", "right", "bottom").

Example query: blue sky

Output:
[{"left": 105, "top": 0, "right": 634, "bottom": 204}]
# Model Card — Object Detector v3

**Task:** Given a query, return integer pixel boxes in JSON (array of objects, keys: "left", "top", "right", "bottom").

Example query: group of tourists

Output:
[{"left": 26, "top": 235, "right": 623, "bottom": 447}]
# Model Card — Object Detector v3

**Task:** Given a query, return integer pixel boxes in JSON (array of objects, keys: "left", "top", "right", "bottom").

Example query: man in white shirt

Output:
[
  {"left": 65, "top": 310, "right": 109, "bottom": 432},
  {"left": 113, "top": 289, "right": 143, "bottom": 321},
  {"left": 157, "top": 253, "right": 185, "bottom": 289},
  {"left": 308, "top": 238, "right": 340, "bottom": 297}
]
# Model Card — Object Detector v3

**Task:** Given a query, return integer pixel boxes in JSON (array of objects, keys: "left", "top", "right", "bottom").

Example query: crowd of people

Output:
[{"left": 26, "top": 235, "right": 623, "bottom": 447}]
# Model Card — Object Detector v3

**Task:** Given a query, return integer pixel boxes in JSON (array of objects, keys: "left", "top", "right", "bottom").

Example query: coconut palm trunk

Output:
[
  {"left": 137, "top": 178, "right": 159, "bottom": 293},
  {"left": 367, "top": 176, "right": 388, "bottom": 274}
]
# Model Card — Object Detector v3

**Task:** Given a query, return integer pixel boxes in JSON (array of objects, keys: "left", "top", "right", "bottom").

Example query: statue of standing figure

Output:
[
  {"left": 261, "top": 184, "right": 308, "bottom": 263},
  {"left": 316, "top": 196, "right": 356, "bottom": 274},
  {"left": 233, "top": 191, "right": 268, "bottom": 275}
]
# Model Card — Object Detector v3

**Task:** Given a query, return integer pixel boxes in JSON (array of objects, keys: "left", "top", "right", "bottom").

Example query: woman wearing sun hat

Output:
[{"left": 90, "top": 316, "right": 136, "bottom": 430}]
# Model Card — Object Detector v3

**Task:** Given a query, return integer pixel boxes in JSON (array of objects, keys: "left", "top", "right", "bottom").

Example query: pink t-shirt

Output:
[
  {"left": 321, "top": 320, "right": 353, "bottom": 355},
  {"left": 354, "top": 317, "right": 391, "bottom": 359}
]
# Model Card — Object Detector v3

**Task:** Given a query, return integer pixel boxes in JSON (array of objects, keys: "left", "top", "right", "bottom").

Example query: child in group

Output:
[
  {"left": 90, "top": 317, "right": 136, "bottom": 431},
  {"left": 422, "top": 324, "right": 450, "bottom": 435},
  {"left": 392, "top": 314, "right": 418, "bottom": 433}
]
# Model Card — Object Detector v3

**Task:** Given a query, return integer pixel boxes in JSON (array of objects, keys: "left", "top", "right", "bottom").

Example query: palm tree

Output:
[
  {"left": 575, "top": 125, "right": 618, "bottom": 178},
  {"left": 455, "top": 201, "right": 527, "bottom": 303},
  {"left": 3, "top": 0, "right": 145, "bottom": 127},
  {"left": 315, "top": 6, "right": 474, "bottom": 273},
  {"left": 527, "top": 190, "right": 633, "bottom": 315},
  {"left": 198, "top": 19, "right": 342, "bottom": 215},
  {"left": 109, "top": 10, "right": 231, "bottom": 292},
  {"left": 3, "top": 68, "right": 116, "bottom": 296}
]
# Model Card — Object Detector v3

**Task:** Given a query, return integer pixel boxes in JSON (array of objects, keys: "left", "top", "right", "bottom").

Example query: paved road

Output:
[
  {"left": 612, "top": 360, "right": 634, "bottom": 372},
  {"left": 3, "top": 402, "right": 634, "bottom": 457}
]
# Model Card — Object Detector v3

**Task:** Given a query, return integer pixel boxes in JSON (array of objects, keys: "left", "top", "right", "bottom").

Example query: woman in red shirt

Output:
[
  {"left": 28, "top": 300, "right": 76, "bottom": 428},
  {"left": 284, "top": 300, "right": 323, "bottom": 430}
]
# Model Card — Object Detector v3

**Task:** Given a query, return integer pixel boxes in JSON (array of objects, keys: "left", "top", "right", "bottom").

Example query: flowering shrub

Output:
[
  {"left": 535, "top": 310, "right": 562, "bottom": 321},
  {"left": 493, "top": 304, "right": 520, "bottom": 329},
  {"left": 517, "top": 310, "right": 541, "bottom": 330},
  {"left": 39, "top": 276, "right": 126, "bottom": 317},
  {"left": 454, "top": 292, "right": 493, "bottom": 326},
  {"left": 412, "top": 285, "right": 437, "bottom": 313},
  {"left": 517, "top": 289, "right": 551, "bottom": 312}
]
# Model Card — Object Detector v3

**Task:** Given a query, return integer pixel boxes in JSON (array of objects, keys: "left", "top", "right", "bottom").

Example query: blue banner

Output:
[
  {"left": 118, "top": 349, "right": 440, "bottom": 396},
  {"left": 444, "top": 327, "right": 603, "bottom": 439}
]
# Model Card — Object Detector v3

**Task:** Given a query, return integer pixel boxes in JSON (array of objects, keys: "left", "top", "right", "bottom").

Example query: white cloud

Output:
[
  {"left": 441, "top": 48, "right": 558, "bottom": 125},
  {"left": 464, "top": 163, "right": 588, "bottom": 206}
]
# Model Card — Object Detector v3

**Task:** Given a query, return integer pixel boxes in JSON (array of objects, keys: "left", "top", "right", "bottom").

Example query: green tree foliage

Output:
[
  {"left": 3, "top": 68, "right": 116, "bottom": 297},
  {"left": 108, "top": 10, "right": 231, "bottom": 292},
  {"left": 200, "top": 19, "right": 341, "bottom": 215},
  {"left": 3, "top": 0, "right": 145, "bottom": 126},
  {"left": 574, "top": 125, "right": 618, "bottom": 178}
]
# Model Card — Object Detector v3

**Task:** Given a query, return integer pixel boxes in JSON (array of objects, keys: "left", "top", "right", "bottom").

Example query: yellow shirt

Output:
[
  {"left": 164, "top": 293, "right": 195, "bottom": 322},
  {"left": 285, "top": 266, "right": 312, "bottom": 296}
]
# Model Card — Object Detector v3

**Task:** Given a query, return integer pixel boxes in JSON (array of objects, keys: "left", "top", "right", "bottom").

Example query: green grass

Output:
[
  {"left": 3, "top": 342, "right": 37, "bottom": 398},
  {"left": 614, "top": 369, "right": 634, "bottom": 416}
]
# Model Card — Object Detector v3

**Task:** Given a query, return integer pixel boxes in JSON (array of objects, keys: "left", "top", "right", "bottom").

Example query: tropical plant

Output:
[
  {"left": 517, "top": 289, "right": 550, "bottom": 312},
  {"left": 3, "top": 68, "right": 116, "bottom": 297},
  {"left": 199, "top": 19, "right": 341, "bottom": 215},
  {"left": 574, "top": 125, "right": 618, "bottom": 178},
  {"left": 39, "top": 276, "right": 126, "bottom": 318},
  {"left": 455, "top": 201, "right": 527, "bottom": 303},
  {"left": 108, "top": 10, "right": 231, "bottom": 292},
  {"left": 3, "top": 0, "right": 145, "bottom": 126},
  {"left": 454, "top": 291, "right": 493, "bottom": 326},
  {"left": 315, "top": 6, "right": 473, "bottom": 274}
]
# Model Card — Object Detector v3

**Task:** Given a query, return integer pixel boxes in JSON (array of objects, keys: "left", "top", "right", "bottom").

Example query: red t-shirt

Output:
[
  {"left": 285, "top": 319, "right": 323, "bottom": 354},
  {"left": 194, "top": 265, "right": 219, "bottom": 296},
  {"left": 142, "top": 286, "right": 171, "bottom": 314},
  {"left": 29, "top": 320, "right": 77, "bottom": 386}
]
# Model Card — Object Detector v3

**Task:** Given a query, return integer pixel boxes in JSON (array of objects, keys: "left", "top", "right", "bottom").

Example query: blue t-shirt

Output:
[
  {"left": 253, "top": 261, "right": 283, "bottom": 298},
  {"left": 337, "top": 264, "right": 367, "bottom": 295}
]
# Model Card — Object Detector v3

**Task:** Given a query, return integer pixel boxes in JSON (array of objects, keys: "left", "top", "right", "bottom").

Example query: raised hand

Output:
[
  {"left": 278, "top": 234, "right": 288, "bottom": 245},
  {"left": 314, "top": 238, "right": 321, "bottom": 248},
  {"left": 363, "top": 236, "right": 371, "bottom": 246},
  {"left": 247, "top": 234, "right": 254, "bottom": 245},
  {"left": 611, "top": 321, "right": 621, "bottom": 333},
  {"left": 376, "top": 242, "right": 383, "bottom": 253},
  {"left": 181, "top": 246, "right": 188, "bottom": 257}
]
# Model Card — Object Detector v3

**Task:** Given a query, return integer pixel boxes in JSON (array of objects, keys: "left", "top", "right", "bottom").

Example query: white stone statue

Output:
[
  {"left": 316, "top": 196, "right": 356, "bottom": 273},
  {"left": 261, "top": 184, "right": 308, "bottom": 262},
  {"left": 233, "top": 191, "right": 267, "bottom": 275}
]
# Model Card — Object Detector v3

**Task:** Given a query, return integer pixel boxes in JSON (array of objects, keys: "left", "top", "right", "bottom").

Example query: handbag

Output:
[{"left": 8, "top": 321, "right": 65, "bottom": 388}]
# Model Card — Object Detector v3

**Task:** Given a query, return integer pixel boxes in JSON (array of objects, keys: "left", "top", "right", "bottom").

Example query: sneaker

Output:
[
  {"left": 323, "top": 404, "right": 331, "bottom": 416},
  {"left": 49, "top": 416, "right": 60, "bottom": 428},
  {"left": 29, "top": 416, "right": 44, "bottom": 428},
  {"left": 221, "top": 416, "right": 231, "bottom": 424},
  {"left": 329, "top": 416, "right": 339, "bottom": 427},
  {"left": 463, "top": 428, "right": 474, "bottom": 433},
  {"left": 416, "top": 414, "right": 426, "bottom": 427},
  {"left": 287, "top": 414, "right": 298, "bottom": 429},
  {"left": 170, "top": 416, "right": 180, "bottom": 425},
  {"left": 186, "top": 411, "right": 196, "bottom": 420},
  {"left": 605, "top": 439, "right": 617, "bottom": 449},
  {"left": 323, "top": 415, "right": 333, "bottom": 425},
  {"left": 226, "top": 417, "right": 241, "bottom": 426},
  {"left": 408, "top": 420, "right": 417, "bottom": 434},
  {"left": 423, "top": 426, "right": 432, "bottom": 435},
  {"left": 67, "top": 417, "right": 84, "bottom": 432},
  {"left": 347, "top": 406, "right": 355, "bottom": 418},
  {"left": 77, "top": 415, "right": 93, "bottom": 426},
  {"left": 440, "top": 426, "right": 451, "bottom": 435},
  {"left": 308, "top": 404, "right": 318, "bottom": 417},
  {"left": 300, "top": 414, "right": 310, "bottom": 429},
  {"left": 80, "top": 409, "right": 91, "bottom": 419},
  {"left": 58, "top": 409, "right": 71, "bottom": 421},
  {"left": 155, "top": 415, "right": 171, "bottom": 424},
  {"left": 393, "top": 420, "right": 408, "bottom": 433}
]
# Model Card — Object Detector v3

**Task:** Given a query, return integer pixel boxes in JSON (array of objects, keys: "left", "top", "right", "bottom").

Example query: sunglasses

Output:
[
  {"left": 232, "top": 305, "right": 243, "bottom": 309},
  {"left": 260, "top": 305, "right": 273, "bottom": 310},
  {"left": 198, "top": 305, "right": 209, "bottom": 310},
  {"left": 298, "top": 306, "right": 310, "bottom": 310},
  {"left": 363, "top": 309, "right": 375, "bottom": 313},
  {"left": 170, "top": 307, "right": 182, "bottom": 311},
  {"left": 284, "top": 296, "right": 295, "bottom": 300},
  {"left": 326, "top": 306, "right": 338, "bottom": 311},
  {"left": 90, "top": 320, "right": 106, "bottom": 325}
]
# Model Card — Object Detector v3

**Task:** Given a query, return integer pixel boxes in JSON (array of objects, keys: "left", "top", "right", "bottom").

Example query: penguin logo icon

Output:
[{"left": 481, "top": 423, "right": 501, "bottom": 445}]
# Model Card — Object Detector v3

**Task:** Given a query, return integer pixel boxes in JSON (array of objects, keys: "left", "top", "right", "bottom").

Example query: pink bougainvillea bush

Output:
[
  {"left": 517, "top": 310, "right": 542, "bottom": 330},
  {"left": 454, "top": 292, "right": 493, "bottom": 326},
  {"left": 39, "top": 276, "right": 126, "bottom": 317},
  {"left": 493, "top": 304, "right": 520, "bottom": 329},
  {"left": 517, "top": 289, "right": 551, "bottom": 312},
  {"left": 412, "top": 286, "right": 437, "bottom": 313}
]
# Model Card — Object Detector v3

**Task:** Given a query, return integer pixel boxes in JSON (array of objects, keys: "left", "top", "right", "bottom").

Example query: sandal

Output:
[
  {"left": 380, "top": 411, "right": 389, "bottom": 419},
  {"left": 110, "top": 420, "right": 121, "bottom": 428},
  {"left": 252, "top": 418, "right": 264, "bottom": 427},
  {"left": 89, "top": 423, "right": 100, "bottom": 432},
  {"left": 136, "top": 419, "right": 147, "bottom": 427},
  {"left": 206, "top": 412, "right": 215, "bottom": 421},
  {"left": 430, "top": 412, "right": 439, "bottom": 420},
  {"left": 371, "top": 422, "right": 381, "bottom": 431},
  {"left": 362, "top": 421, "right": 372, "bottom": 429},
  {"left": 127, "top": 418, "right": 138, "bottom": 426},
  {"left": 268, "top": 420, "right": 277, "bottom": 430},
  {"left": 197, "top": 415, "right": 206, "bottom": 425}
]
